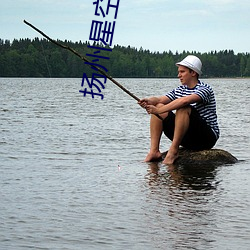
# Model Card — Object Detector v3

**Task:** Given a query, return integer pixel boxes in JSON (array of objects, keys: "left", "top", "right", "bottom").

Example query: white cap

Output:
[{"left": 176, "top": 55, "right": 202, "bottom": 75}]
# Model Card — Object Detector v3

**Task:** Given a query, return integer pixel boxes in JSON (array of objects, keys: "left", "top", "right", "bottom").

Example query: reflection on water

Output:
[
  {"left": 144, "top": 162, "right": 221, "bottom": 249},
  {"left": 147, "top": 162, "right": 219, "bottom": 191}
]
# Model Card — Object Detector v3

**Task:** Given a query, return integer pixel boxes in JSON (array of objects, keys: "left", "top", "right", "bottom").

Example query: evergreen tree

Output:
[{"left": 0, "top": 38, "right": 249, "bottom": 78}]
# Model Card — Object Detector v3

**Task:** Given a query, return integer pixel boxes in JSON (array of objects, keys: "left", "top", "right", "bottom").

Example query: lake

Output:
[{"left": 1, "top": 78, "right": 250, "bottom": 249}]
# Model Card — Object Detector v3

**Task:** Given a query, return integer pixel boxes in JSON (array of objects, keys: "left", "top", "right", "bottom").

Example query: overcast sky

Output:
[{"left": 1, "top": 0, "right": 249, "bottom": 53}]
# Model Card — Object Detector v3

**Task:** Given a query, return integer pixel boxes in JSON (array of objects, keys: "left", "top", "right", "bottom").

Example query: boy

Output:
[{"left": 139, "top": 55, "right": 219, "bottom": 164}]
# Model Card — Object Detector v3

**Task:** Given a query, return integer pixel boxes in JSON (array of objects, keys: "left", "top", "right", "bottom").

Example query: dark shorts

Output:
[{"left": 163, "top": 107, "right": 217, "bottom": 150}]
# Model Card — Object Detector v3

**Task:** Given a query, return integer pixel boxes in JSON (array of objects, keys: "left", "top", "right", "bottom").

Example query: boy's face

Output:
[{"left": 177, "top": 65, "right": 197, "bottom": 85}]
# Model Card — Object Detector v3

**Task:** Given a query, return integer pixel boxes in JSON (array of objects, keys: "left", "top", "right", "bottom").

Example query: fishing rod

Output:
[{"left": 23, "top": 20, "right": 163, "bottom": 120}]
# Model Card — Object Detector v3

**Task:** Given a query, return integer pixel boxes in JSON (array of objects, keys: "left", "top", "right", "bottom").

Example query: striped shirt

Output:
[{"left": 166, "top": 80, "right": 220, "bottom": 139}]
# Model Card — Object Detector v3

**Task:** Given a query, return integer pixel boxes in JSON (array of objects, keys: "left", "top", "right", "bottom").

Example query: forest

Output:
[{"left": 0, "top": 38, "right": 250, "bottom": 78}]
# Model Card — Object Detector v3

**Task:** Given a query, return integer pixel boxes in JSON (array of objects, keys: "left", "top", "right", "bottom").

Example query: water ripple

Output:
[{"left": 0, "top": 78, "right": 250, "bottom": 249}]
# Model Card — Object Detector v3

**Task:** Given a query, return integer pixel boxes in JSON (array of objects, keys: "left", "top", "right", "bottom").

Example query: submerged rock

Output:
[{"left": 161, "top": 148, "right": 238, "bottom": 166}]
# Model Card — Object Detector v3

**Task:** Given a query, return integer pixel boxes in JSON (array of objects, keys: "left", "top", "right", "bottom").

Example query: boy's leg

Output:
[
  {"left": 180, "top": 107, "right": 217, "bottom": 150},
  {"left": 163, "top": 106, "right": 191, "bottom": 164},
  {"left": 144, "top": 104, "right": 169, "bottom": 162}
]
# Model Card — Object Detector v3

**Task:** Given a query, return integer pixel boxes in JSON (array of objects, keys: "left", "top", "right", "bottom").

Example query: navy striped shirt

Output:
[{"left": 166, "top": 80, "right": 220, "bottom": 139}]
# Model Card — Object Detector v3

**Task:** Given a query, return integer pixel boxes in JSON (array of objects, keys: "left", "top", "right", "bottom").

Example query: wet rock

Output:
[{"left": 162, "top": 148, "right": 238, "bottom": 166}]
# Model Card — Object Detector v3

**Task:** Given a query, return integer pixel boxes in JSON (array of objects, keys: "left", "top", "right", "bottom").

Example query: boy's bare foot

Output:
[
  {"left": 163, "top": 149, "right": 179, "bottom": 165},
  {"left": 144, "top": 151, "right": 162, "bottom": 162}
]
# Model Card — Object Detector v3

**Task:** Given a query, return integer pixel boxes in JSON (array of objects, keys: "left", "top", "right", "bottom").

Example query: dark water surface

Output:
[{"left": 1, "top": 78, "right": 250, "bottom": 249}]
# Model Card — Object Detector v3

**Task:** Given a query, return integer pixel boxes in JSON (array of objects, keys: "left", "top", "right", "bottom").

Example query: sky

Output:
[{"left": 1, "top": 0, "right": 250, "bottom": 53}]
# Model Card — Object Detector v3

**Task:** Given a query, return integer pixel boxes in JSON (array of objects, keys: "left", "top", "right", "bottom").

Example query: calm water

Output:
[{"left": 1, "top": 78, "right": 250, "bottom": 250}]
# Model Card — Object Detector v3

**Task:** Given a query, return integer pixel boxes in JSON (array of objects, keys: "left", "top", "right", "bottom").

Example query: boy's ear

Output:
[{"left": 191, "top": 70, "right": 198, "bottom": 78}]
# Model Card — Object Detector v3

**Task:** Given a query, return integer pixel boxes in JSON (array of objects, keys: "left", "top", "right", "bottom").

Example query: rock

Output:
[{"left": 161, "top": 148, "right": 238, "bottom": 166}]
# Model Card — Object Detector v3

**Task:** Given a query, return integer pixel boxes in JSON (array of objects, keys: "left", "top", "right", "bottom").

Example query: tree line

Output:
[{"left": 0, "top": 38, "right": 250, "bottom": 78}]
